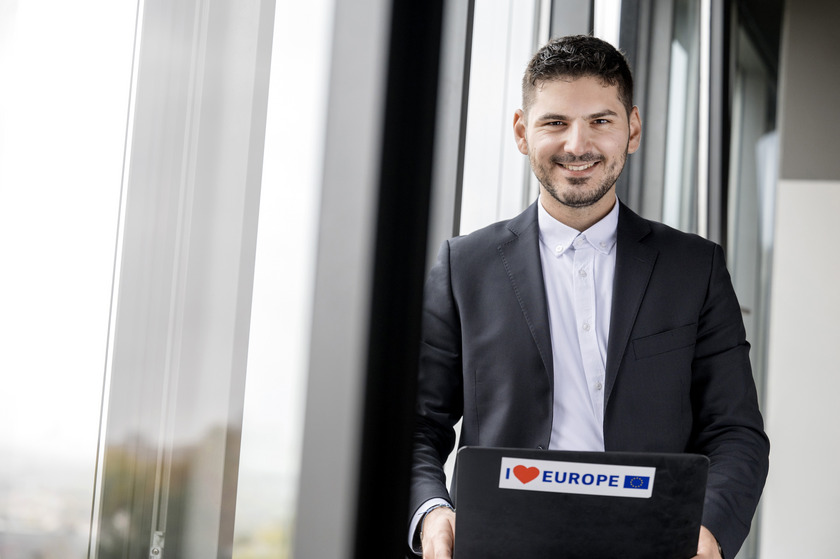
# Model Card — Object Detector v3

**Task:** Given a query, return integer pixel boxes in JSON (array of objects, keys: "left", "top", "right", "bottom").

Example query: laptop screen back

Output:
[{"left": 453, "top": 447, "right": 709, "bottom": 559}]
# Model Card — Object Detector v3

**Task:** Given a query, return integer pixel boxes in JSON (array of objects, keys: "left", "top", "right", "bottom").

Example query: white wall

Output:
[{"left": 760, "top": 179, "right": 840, "bottom": 558}]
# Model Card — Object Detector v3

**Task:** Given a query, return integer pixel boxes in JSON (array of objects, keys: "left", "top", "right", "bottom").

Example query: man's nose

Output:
[{"left": 563, "top": 121, "right": 590, "bottom": 156}]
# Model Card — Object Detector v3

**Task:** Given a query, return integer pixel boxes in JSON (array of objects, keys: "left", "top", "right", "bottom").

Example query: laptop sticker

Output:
[{"left": 499, "top": 457, "right": 656, "bottom": 498}]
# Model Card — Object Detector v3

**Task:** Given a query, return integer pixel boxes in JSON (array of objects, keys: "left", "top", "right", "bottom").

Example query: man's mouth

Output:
[{"left": 560, "top": 161, "right": 598, "bottom": 171}]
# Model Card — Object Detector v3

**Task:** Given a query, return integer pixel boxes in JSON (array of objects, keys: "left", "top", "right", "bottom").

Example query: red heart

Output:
[{"left": 513, "top": 465, "right": 540, "bottom": 484}]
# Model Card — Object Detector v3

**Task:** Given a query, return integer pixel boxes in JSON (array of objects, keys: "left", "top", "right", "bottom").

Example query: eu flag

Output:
[{"left": 623, "top": 475, "right": 650, "bottom": 490}]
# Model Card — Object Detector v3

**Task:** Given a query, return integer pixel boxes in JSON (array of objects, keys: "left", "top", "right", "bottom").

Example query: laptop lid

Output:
[{"left": 452, "top": 447, "right": 709, "bottom": 559}]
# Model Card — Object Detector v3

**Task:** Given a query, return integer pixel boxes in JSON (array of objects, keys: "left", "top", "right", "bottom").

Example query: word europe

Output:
[{"left": 505, "top": 466, "right": 650, "bottom": 490}]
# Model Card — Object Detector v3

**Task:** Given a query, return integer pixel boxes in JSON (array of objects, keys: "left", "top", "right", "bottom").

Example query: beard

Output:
[{"left": 531, "top": 148, "right": 628, "bottom": 208}]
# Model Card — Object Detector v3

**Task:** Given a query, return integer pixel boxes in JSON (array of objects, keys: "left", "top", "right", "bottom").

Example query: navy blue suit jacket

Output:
[{"left": 411, "top": 201, "right": 769, "bottom": 558}]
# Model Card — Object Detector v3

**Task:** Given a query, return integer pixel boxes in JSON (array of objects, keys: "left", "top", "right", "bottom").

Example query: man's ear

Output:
[
  {"left": 513, "top": 109, "right": 529, "bottom": 155},
  {"left": 628, "top": 105, "right": 642, "bottom": 154}
]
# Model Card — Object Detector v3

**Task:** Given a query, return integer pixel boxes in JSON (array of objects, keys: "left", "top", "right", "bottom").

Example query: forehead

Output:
[{"left": 531, "top": 76, "right": 624, "bottom": 114}]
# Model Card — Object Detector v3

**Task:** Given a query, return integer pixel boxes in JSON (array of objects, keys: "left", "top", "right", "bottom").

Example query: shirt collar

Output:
[{"left": 537, "top": 197, "right": 619, "bottom": 256}]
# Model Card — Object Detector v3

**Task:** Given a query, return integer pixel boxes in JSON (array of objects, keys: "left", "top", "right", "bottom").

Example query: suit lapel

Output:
[
  {"left": 605, "top": 203, "right": 658, "bottom": 404},
  {"left": 498, "top": 203, "right": 554, "bottom": 389}
]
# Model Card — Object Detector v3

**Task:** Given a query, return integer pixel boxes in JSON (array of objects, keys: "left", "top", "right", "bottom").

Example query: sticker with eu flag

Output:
[
  {"left": 499, "top": 457, "right": 656, "bottom": 498},
  {"left": 623, "top": 475, "right": 651, "bottom": 490}
]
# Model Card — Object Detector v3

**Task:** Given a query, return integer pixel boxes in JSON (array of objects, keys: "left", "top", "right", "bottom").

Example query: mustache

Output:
[{"left": 550, "top": 154, "right": 603, "bottom": 165}]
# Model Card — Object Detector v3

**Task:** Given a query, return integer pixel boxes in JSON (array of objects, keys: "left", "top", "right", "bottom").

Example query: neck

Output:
[{"left": 539, "top": 191, "right": 617, "bottom": 232}]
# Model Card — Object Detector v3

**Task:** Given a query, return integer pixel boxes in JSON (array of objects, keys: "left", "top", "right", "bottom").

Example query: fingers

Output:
[{"left": 421, "top": 507, "right": 456, "bottom": 559}]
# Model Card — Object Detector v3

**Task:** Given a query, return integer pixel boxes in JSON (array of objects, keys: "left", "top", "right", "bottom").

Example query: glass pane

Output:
[
  {"left": 726, "top": 20, "right": 779, "bottom": 559},
  {"left": 726, "top": 24, "right": 777, "bottom": 402},
  {"left": 230, "top": 2, "right": 332, "bottom": 557},
  {"left": 459, "top": 0, "right": 540, "bottom": 235},
  {"left": 662, "top": 0, "right": 700, "bottom": 232},
  {"left": 0, "top": 2, "right": 137, "bottom": 558},
  {"left": 90, "top": 1, "right": 280, "bottom": 557}
]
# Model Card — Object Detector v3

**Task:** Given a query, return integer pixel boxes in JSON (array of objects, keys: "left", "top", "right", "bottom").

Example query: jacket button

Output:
[{"left": 537, "top": 445, "right": 545, "bottom": 450}]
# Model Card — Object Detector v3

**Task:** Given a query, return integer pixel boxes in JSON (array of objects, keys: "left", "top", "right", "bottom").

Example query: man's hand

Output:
[
  {"left": 693, "top": 525, "right": 723, "bottom": 559},
  {"left": 420, "top": 506, "right": 456, "bottom": 559}
]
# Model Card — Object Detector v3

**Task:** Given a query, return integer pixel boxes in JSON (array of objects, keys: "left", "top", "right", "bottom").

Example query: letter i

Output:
[{"left": 506, "top": 468, "right": 510, "bottom": 479}]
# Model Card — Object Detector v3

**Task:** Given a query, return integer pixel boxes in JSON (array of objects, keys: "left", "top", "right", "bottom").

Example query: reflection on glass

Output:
[
  {"left": 0, "top": 2, "right": 137, "bottom": 558},
  {"left": 726, "top": 16, "right": 780, "bottom": 559},
  {"left": 231, "top": 2, "right": 332, "bottom": 558},
  {"left": 726, "top": 24, "right": 778, "bottom": 435},
  {"left": 662, "top": 0, "right": 700, "bottom": 232}
]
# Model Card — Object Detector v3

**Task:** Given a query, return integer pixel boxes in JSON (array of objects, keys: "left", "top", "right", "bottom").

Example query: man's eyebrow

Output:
[
  {"left": 535, "top": 113, "right": 568, "bottom": 122},
  {"left": 587, "top": 110, "right": 619, "bottom": 119},
  {"left": 535, "top": 110, "right": 619, "bottom": 121}
]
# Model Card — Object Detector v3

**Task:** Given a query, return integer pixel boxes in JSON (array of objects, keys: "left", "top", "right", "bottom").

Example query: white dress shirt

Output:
[{"left": 537, "top": 197, "right": 618, "bottom": 451}]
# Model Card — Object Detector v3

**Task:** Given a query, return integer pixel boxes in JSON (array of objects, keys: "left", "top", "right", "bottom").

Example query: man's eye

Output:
[{"left": 593, "top": 119, "right": 610, "bottom": 124}]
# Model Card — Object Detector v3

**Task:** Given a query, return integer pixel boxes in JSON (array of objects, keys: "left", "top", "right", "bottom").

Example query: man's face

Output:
[{"left": 513, "top": 76, "right": 641, "bottom": 211}]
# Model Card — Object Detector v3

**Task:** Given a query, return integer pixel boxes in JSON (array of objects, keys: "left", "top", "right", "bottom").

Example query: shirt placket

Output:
[{"left": 572, "top": 235, "right": 606, "bottom": 426}]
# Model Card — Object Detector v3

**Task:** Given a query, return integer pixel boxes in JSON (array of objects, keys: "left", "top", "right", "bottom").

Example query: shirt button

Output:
[
  {"left": 599, "top": 241, "right": 607, "bottom": 249},
  {"left": 582, "top": 322, "right": 591, "bottom": 332},
  {"left": 555, "top": 244, "right": 564, "bottom": 254},
  {"left": 578, "top": 268, "right": 587, "bottom": 278},
  {"left": 595, "top": 381, "right": 603, "bottom": 391}
]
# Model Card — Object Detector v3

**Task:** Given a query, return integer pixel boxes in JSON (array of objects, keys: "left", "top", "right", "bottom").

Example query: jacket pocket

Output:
[{"left": 632, "top": 323, "right": 697, "bottom": 360}]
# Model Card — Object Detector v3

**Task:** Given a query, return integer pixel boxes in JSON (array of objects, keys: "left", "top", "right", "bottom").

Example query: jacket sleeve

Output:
[
  {"left": 408, "top": 240, "right": 463, "bottom": 520},
  {"left": 690, "top": 243, "right": 770, "bottom": 558}
]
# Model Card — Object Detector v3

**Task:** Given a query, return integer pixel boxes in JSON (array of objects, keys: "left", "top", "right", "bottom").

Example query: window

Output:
[
  {"left": 231, "top": 1, "right": 331, "bottom": 557},
  {"left": 0, "top": 2, "right": 136, "bottom": 557}
]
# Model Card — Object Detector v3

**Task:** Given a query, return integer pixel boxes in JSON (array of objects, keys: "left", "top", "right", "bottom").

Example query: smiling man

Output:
[
  {"left": 514, "top": 75, "right": 640, "bottom": 231},
  {"left": 409, "top": 36, "right": 769, "bottom": 559}
]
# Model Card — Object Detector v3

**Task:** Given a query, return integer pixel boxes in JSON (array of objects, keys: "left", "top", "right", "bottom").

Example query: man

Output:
[{"left": 409, "top": 35, "right": 769, "bottom": 559}]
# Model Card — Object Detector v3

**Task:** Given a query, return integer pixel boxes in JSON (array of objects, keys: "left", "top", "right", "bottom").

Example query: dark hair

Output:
[{"left": 522, "top": 35, "right": 634, "bottom": 115}]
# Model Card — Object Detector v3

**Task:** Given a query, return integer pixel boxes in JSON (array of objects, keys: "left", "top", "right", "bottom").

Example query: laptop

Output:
[{"left": 452, "top": 447, "right": 709, "bottom": 559}]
